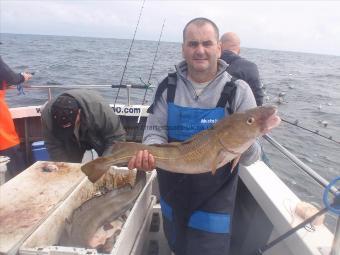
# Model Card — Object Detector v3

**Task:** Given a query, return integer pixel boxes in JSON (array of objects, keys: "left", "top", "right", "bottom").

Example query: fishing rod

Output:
[
  {"left": 113, "top": 0, "right": 146, "bottom": 107},
  {"left": 131, "top": 20, "right": 166, "bottom": 141},
  {"left": 280, "top": 117, "right": 340, "bottom": 145},
  {"left": 255, "top": 176, "right": 340, "bottom": 255},
  {"left": 140, "top": 19, "right": 166, "bottom": 105},
  {"left": 264, "top": 88, "right": 339, "bottom": 144}
]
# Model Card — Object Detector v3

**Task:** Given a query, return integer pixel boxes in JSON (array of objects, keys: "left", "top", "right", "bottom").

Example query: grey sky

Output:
[{"left": 1, "top": 1, "right": 340, "bottom": 56}]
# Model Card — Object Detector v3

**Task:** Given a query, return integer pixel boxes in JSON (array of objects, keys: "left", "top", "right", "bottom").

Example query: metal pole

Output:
[
  {"left": 264, "top": 135, "right": 338, "bottom": 195},
  {"left": 28, "top": 84, "right": 152, "bottom": 89},
  {"left": 256, "top": 207, "right": 329, "bottom": 254},
  {"left": 24, "top": 118, "right": 30, "bottom": 165},
  {"left": 31, "top": 84, "right": 112, "bottom": 88},
  {"left": 113, "top": 0, "right": 146, "bottom": 107},
  {"left": 141, "top": 19, "right": 166, "bottom": 105},
  {"left": 48, "top": 87, "right": 52, "bottom": 101},
  {"left": 127, "top": 84, "right": 131, "bottom": 106}
]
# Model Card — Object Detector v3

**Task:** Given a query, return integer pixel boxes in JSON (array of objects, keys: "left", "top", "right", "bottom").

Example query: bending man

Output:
[{"left": 41, "top": 89, "right": 126, "bottom": 163}]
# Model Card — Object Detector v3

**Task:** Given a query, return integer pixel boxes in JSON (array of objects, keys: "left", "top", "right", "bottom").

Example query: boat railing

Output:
[
  {"left": 22, "top": 85, "right": 339, "bottom": 254},
  {"left": 264, "top": 134, "right": 339, "bottom": 255},
  {"left": 264, "top": 135, "right": 338, "bottom": 196},
  {"left": 28, "top": 84, "right": 153, "bottom": 105}
]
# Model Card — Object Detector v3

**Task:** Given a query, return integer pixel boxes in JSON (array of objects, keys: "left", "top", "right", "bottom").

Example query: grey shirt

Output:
[{"left": 143, "top": 60, "right": 261, "bottom": 166}]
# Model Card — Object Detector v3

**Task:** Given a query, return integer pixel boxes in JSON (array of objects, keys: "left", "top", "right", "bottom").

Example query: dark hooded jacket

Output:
[
  {"left": 221, "top": 50, "right": 264, "bottom": 106},
  {"left": 41, "top": 89, "right": 126, "bottom": 162},
  {"left": 0, "top": 56, "right": 25, "bottom": 89}
]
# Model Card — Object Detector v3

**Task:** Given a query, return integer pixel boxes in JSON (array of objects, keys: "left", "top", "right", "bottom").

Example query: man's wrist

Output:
[{"left": 20, "top": 72, "right": 25, "bottom": 82}]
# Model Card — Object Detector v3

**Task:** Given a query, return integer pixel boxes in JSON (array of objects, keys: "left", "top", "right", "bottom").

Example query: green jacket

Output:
[{"left": 41, "top": 89, "right": 126, "bottom": 163}]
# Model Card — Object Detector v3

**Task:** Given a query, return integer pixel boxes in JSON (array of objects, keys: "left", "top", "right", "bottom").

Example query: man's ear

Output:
[
  {"left": 217, "top": 41, "right": 222, "bottom": 58},
  {"left": 182, "top": 43, "right": 185, "bottom": 58},
  {"left": 76, "top": 109, "right": 81, "bottom": 124}
]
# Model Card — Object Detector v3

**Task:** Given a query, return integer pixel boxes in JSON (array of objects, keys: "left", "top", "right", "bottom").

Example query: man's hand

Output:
[
  {"left": 128, "top": 150, "right": 155, "bottom": 171},
  {"left": 21, "top": 72, "right": 32, "bottom": 82}
]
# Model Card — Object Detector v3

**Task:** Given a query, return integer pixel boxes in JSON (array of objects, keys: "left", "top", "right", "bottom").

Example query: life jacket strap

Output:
[
  {"left": 147, "top": 72, "right": 177, "bottom": 113},
  {"left": 216, "top": 77, "right": 237, "bottom": 114}
]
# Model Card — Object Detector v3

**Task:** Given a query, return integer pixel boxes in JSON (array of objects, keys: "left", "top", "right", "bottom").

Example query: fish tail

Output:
[
  {"left": 81, "top": 142, "right": 144, "bottom": 183},
  {"left": 81, "top": 157, "right": 116, "bottom": 183}
]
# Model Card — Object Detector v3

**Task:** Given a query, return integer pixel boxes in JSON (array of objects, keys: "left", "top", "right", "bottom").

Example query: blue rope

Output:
[
  {"left": 16, "top": 83, "right": 25, "bottom": 95},
  {"left": 323, "top": 176, "right": 340, "bottom": 215}
]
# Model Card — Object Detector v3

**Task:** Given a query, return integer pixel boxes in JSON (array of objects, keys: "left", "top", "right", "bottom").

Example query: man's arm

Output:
[
  {"left": 42, "top": 120, "right": 69, "bottom": 161},
  {"left": 99, "top": 104, "right": 127, "bottom": 157},
  {"left": 0, "top": 57, "right": 25, "bottom": 85},
  {"left": 246, "top": 62, "right": 264, "bottom": 106},
  {"left": 142, "top": 88, "right": 169, "bottom": 145}
]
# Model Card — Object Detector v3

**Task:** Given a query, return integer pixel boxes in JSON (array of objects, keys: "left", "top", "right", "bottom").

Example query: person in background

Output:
[
  {"left": 41, "top": 89, "right": 126, "bottom": 163},
  {"left": 220, "top": 32, "right": 264, "bottom": 106},
  {"left": 128, "top": 18, "right": 262, "bottom": 255},
  {"left": 0, "top": 56, "right": 32, "bottom": 177}
]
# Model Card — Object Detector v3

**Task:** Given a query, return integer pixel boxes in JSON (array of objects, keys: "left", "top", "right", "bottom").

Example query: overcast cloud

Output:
[{"left": 1, "top": 1, "right": 340, "bottom": 56}]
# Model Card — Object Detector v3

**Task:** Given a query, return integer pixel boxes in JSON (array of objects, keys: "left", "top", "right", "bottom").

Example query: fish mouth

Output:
[{"left": 262, "top": 107, "right": 281, "bottom": 134}]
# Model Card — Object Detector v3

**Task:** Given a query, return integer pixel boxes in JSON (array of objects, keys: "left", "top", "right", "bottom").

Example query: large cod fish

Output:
[{"left": 82, "top": 106, "right": 281, "bottom": 183}]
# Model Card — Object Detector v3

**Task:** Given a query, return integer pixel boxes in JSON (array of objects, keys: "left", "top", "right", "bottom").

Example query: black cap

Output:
[{"left": 51, "top": 95, "right": 79, "bottom": 137}]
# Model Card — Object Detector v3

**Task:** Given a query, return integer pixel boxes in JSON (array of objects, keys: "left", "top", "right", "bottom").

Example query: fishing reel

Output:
[{"left": 323, "top": 176, "right": 340, "bottom": 215}]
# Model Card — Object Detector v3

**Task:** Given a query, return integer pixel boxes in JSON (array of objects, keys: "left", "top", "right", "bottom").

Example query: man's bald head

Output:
[{"left": 220, "top": 32, "right": 241, "bottom": 54}]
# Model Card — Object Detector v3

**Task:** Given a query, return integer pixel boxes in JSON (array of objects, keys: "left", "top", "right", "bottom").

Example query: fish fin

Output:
[
  {"left": 81, "top": 157, "right": 112, "bottom": 183},
  {"left": 181, "top": 129, "right": 211, "bottom": 144},
  {"left": 211, "top": 150, "right": 223, "bottom": 175},
  {"left": 152, "top": 142, "right": 181, "bottom": 147},
  {"left": 211, "top": 157, "right": 218, "bottom": 175},
  {"left": 231, "top": 155, "right": 241, "bottom": 173},
  {"left": 213, "top": 150, "right": 240, "bottom": 174}
]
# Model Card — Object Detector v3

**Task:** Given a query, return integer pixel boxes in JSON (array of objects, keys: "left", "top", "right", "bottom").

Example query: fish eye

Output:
[{"left": 247, "top": 117, "right": 255, "bottom": 125}]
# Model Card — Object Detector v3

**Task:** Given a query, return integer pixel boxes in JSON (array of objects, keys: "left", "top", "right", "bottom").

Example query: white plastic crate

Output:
[{"left": 19, "top": 170, "right": 157, "bottom": 255}]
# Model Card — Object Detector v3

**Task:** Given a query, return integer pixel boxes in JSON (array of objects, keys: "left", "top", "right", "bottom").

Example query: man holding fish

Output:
[
  {"left": 82, "top": 17, "right": 280, "bottom": 255},
  {"left": 128, "top": 18, "right": 277, "bottom": 255}
]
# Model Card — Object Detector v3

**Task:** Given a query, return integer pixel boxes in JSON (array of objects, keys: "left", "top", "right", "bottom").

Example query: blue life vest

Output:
[{"left": 150, "top": 73, "right": 239, "bottom": 255}]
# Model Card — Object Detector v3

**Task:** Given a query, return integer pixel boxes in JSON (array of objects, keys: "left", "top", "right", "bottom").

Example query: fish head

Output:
[{"left": 216, "top": 105, "right": 281, "bottom": 153}]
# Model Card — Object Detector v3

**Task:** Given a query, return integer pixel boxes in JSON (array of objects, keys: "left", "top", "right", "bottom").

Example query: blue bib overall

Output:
[{"left": 153, "top": 74, "right": 239, "bottom": 255}]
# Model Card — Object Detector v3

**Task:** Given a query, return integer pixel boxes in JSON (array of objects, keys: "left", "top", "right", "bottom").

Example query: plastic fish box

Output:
[{"left": 0, "top": 161, "right": 156, "bottom": 255}]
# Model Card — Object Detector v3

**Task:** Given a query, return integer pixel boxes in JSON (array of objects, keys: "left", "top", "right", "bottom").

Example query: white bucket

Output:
[{"left": 0, "top": 156, "right": 10, "bottom": 185}]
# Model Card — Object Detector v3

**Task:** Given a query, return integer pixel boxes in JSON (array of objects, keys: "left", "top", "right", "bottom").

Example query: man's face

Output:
[{"left": 182, "top": 23, "right": 221, "bottom": 77}]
